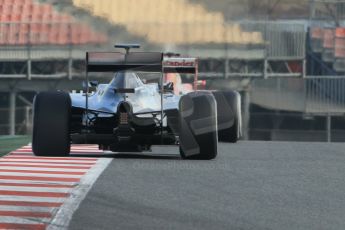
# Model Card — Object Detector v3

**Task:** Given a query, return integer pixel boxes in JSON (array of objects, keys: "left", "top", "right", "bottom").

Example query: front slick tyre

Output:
[
  {"left": 179, "top": 92, "right": 217, "bottom": 160},
  {"left": 32, "top": 91, "right": 71, "bottom": 156}
]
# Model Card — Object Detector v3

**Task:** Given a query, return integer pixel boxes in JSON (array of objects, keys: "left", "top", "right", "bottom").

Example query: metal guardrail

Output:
[
  {"left": 310, "top": 0, "right": 345, "bottom": 24},
  {"left": 241, "top": 21, "right": 306, "bottom": 59},
  {"left": 305, "top": 77, "right": 345, "bottom": 114},
  {"left": 250, "top": 127, "right": 345, "bottom": 142},
  {"left": 251, "top": 77, "right": 345, "bottom": 115}
]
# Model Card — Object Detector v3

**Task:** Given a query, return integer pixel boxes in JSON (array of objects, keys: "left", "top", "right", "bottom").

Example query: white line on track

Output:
[
  {"left": 4, "top": 156, "right": 98, "bottom": 161},
  {"left": 0, "top": 186, "right": 72, "bottom": 193},
  {"left": 0, "top": 205, "right": 56, "bottom": 213},
  {"left": 0, "top": 217, "right": 51, "bottom": 224},
  {"left": 48, "top": 158, "right": 112, "bottom": 230},
  {"left": 11, "top": 151, "right": 103, "bottom": 155},
  {"left": 0, "top": 166, "right": 88, "bottom": 172},
  {"left": 0, "top": 162, "right": 93, "bottom": 167},
  {"left": 5, "top": 154, "right": 98, "bottom": 158},
  {"left": 14, "top": 146, "right": 99, "bottom": 149},
  {"left": 0, "top": 216, "right": 49, "bottom": 225},
  {"left": 21, "top": 146, "right": 99, "bottom": 149},
  {"left": 9, "top": 153, "right": 101, "bottom": 157},
  {"left": 15, "top": 148, "right": 101, "bottom": 152},
  {"left": 0, "top": 180, "right": 77, "bottom": 186},
  {"left": 0, "top": 159, "right": 96, "bottom": 164},
  {"left": 0, "top": 196, "right": 65, "bottom": 203},
  {"left": 0, "top": 172, "right": 82, "bottom": 178},
  {"left": 8, "top": 152, "right": 35, "bottom": 155}
]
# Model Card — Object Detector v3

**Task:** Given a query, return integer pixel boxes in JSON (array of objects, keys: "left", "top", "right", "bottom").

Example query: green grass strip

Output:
[{"left": 0, "top": 135, "right": 31, "bottom": 156}]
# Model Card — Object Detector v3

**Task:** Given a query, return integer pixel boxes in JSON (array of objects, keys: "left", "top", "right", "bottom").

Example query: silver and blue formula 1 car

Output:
[{"left": 32, "top": 44, "right": 241, "bottom": 160}]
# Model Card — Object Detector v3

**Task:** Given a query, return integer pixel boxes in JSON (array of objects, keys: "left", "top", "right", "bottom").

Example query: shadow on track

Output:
[{"left": 70, "top": 152, "right": 181, "bottom": 160}]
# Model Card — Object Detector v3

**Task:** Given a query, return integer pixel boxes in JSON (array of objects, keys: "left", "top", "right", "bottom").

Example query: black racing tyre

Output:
[
  {"left": 179, "top": 91, "right": 217, "bottom": 160},
  {"left": 32, "top": 91, "right": 71, "bottom": 156},
  {"left": 212, "top": 90, "right": 241, "bottom": 143}
]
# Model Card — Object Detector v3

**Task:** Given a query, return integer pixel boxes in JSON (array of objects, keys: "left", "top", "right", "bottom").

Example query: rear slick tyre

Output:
[
  {"left": 179, "top": 92, "right": 218, "bottom": 160},
  {"left": 32, "top": 91, "right": 71, "bottom": 156}
]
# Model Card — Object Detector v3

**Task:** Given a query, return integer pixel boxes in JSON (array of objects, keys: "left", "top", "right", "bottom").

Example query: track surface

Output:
[{"left": 69, "top": 141, "right": 345, "bottom": 230}]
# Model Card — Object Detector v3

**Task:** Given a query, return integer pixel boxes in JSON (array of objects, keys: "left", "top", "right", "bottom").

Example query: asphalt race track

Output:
[{"left": 68, "top": 141, "right": 345, "bottom": 230}]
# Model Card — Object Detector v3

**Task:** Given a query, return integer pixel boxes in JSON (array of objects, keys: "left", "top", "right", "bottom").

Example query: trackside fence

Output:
[
  {"left": 0, "top": 106, "right": 32, "bottom": 135},
  {"left": 251, "top": 77, "right": 345, "bottom": 115}
]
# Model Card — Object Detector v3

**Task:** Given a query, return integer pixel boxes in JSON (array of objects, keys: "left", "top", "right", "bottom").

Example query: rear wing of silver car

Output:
[
  {"left": 86, "top": 52, "right": 163, "bottom": 72},
  {"left": 86, "top": 52, "right": 198, "bottom": 74}
]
